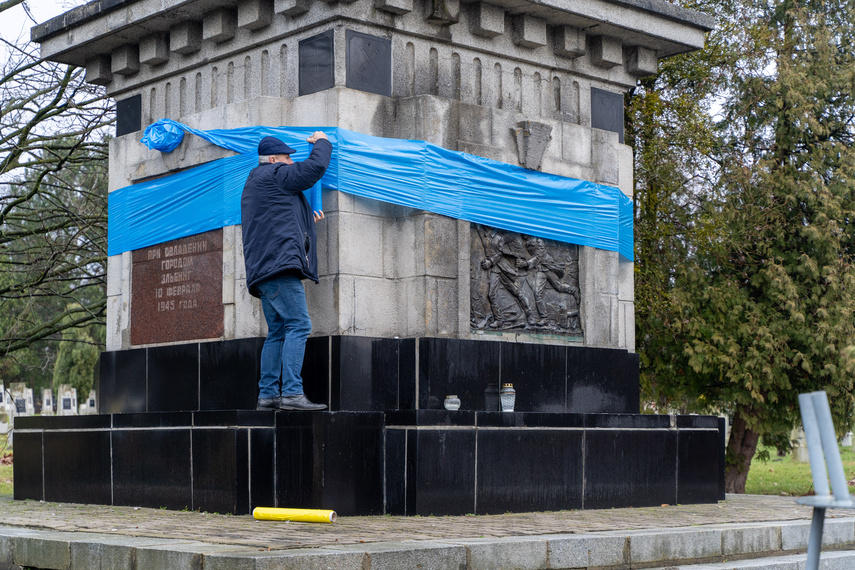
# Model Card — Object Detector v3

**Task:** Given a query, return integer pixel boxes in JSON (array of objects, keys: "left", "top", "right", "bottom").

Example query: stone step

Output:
[
  {"left": 648, "top": 549, "right": 855, "bottom": 569},
  {"left": 3, "top": 518, "right": 855, "bottom": 569}
]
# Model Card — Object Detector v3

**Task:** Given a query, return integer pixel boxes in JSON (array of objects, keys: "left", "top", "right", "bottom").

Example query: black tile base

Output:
[
  {"left": 14, "top": 410, "right": 721, "bottom": 516},
  {"left": 100, "top": 336, "right": 640, "bottom": 415}
]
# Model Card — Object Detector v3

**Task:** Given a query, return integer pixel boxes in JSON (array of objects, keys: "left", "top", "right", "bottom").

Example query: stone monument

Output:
[{"left": 14, "top": 0, "right": 722, "bottom": 515}]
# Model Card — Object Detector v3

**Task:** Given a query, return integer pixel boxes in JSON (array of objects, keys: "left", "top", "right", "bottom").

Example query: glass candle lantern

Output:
[
  {"left": 444, "top": 395, "right": 461, "bottom": 411},
  {"left": 500, "top": 384, "right": 516, "bottom": 412}
]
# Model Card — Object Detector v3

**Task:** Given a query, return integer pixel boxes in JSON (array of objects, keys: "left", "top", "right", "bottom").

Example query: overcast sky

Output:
[{"left": 1, "top": 1, "right": 87, "bottom": 47}]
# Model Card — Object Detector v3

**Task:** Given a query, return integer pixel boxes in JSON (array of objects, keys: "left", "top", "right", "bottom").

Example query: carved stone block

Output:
[
  {"left": 85, "top": 55, "right": 112, "bottom": 86},
  {"left": 628, "top": 46, "right": 658, "bottom": 77},
  {"left": 590, "top": 36, "right": 622, "bottom": 68},
  {"left": 471, "top": 224, "right": 582, "bottom": 335},
  {"left": 139, "top": 33, "right": 169, "bottom": 66},
  {"left": 470, "top": 3, "right": 504, "bottom": 38},
  {"left": 553, "top": 26, "right": 585, "bottom": 59},
  {"left": 170, "top": 21, "right": 202, "bottom": 55},
  {"left": 238, "top": 0, "right": 274, "bottom": 31},
  {"left": 512, "top": 14, "right": 547, "bottom": 49},
  {"left": 112, "top": 44, "right": 140, "bottom": 76},
  {"left": 203, "top": 9, "right": 237, "bottom": 43}
]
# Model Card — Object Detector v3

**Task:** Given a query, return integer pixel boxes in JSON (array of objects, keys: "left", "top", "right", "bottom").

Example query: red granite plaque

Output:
[{"left": 131, "top": 229, "right": 224, "bottom": 345}]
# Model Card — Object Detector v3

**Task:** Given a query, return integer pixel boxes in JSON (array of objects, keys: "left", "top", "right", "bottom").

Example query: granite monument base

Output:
[
  {"left": 13, "top": 410, "right": 723, "bottom": 516},
  {"left": 14, "top": 336, "right": 723, "bottom": 515}
]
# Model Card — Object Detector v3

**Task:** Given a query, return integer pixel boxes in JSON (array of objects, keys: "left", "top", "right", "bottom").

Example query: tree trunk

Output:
[{"left": 724, "top": 408, "right": 760, "bottom": 493}]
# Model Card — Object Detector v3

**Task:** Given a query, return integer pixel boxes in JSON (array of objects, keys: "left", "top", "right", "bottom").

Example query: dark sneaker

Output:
[
  {"left": 256, "top": 398, "right": 279, "bottom": 410},
  {"left": 279, "top": 394, "right": 327, "bottom": 411}
]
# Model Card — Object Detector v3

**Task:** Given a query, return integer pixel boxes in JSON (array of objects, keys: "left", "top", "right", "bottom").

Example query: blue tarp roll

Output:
[{"left": 110, "top": 120, "right": 633, "bottom": 260}]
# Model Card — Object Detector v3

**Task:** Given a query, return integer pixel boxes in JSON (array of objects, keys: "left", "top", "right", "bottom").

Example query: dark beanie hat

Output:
[{"left": 258, "top": 136, "right": 295, "bottom": 155}]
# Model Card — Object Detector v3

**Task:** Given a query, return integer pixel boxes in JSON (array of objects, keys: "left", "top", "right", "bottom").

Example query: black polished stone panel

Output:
[
  {"left": 566, "top": 346, "right": 639, "bottom": 414},
  {"left": 676, "top": 415, "right": 720, "bottom": 429},
  {"left": 116, "top": 94, "right": 142, "bottom": 137},
  {"left": 43, "top": 431, "right": 112, "bottom": 505},
  {"left": 99, "top": 348, "right": 146, "bottom": 414},
  {"left": 299, "top": 29, "right": 335, "bottom": 96},
  {"left": 585, "top": 414, "right": 669, "bottom": 429},
  {"left": 418, "top": 338, "right": 500, "bottom": 411},
  {"left": 193, "top": 429, "right": 249, "bottom": 514},
  {"left": 585, "top": 430, "right": 677, "bottom": 509},
  {"left": 677, "top": 430, "right": 720, "bottom": 505},
  {"left": 276, "top": 412, "right": 384, "bottom": 516},
  {"left": 200, "top": 339, "right": 260, "bottom": 411},
  {"left": 112, "top": 412, "right": 192, "bottom": 428},
  {"left": 398, "top": 338, "right": 417, "bottom": 410},
  {"left": 12, "top": 432, "right": 43, "bottom": 501},
  {"left": 591, "top": 87, "right": 625, "bottom": 143},
  {"left": 384, "top": 428, "right": 407, "bottom": 515},
  {"left": 476, "top": 429, "right": 583, "bottom": 514},
  {"left": 331, "top": 337, "right": 400, "bottom": 411},
  {"left": 14, "top": 415, "right": 111, "bottom": 430},
  {"left": 193, "top": 410, "right": 276, "bottom": 427},
  {"left": 345, "top": 30, "right": 392, "bottom": 96},
  {"left": 386, "top": 409, "right": 476, "bottom": 426},
  {"left": 500, "top": 343, "right": 567, "bottom": 412},
  {"left": 475, "top": 412, "right": 586, "bottom": 428},
  {"left": 250, "top": 428, "right": 276, "bottom": 510},
  {"left": 147, "top": 344, "right": 199, "bottom": 412},
  {"left": 275, "top": 414, "right": 315, "bottom": 509},
  {"left": 303, "top": 336, "right": 330, "bottom": 408},
  {"left": 408, "top": 428, "right": 476, "bottom": 516},
  {"left": 113, "top": 429, "right": 192, "bottom": 510}
]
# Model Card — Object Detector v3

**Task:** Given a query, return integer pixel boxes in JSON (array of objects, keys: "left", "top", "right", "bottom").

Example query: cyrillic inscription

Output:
[{"left": 131, "top": 229, "right": 224, "bottom": 345}]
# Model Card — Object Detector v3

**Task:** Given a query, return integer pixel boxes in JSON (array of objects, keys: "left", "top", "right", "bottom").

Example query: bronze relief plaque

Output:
[
  {"left": 471, "top": 224, "right": 582, "bottom": 335},
  {"left": 131, "top": 229, "right": 224, "bottom": 345}
]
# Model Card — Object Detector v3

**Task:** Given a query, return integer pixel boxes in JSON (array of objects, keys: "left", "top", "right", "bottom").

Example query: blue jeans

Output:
[{"left": 257, "top": 274, "right": 312, "bottom": 399}]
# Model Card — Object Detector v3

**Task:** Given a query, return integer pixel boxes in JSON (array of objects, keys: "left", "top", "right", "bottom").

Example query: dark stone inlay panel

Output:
[
  {"left": 345, "top": 30, "right": 391, "bottom": 96},
  {"left": 250, "top": 428, "right": 276, "bottom": 510},
  {"left": 99, "top": 348, "right": 146, "bottom": 414},
  {"left": 303, "top": 336, "right": 330, "bottom": 408},
  {"left": 409, "top": 428, "right": 476, "bottom": 516},
  {"left": 477, "top": 429, "right": 583, "bottom": 514},
  {"left": 299, "top": 29, "right": 335, "bottom": 96},
  {"left": 192, "top": 429, "right": 249, "bottom": 515},
  {"left": 567, "top": 346, "right": 639, "bottom": 414},
  {"left": 116, "top": 94, "right": 142, "bottom": 137},
  {"left": 131, "top": 229, "right": 224, "bottom": 345},
  {"left": 43, "top": 431, "right": 112, "bottom": 505},
  {"left": 591, "top": 86, "right": 625, "bottom": 143},
  {"left": 677, "top": 430, "right": 721, "bottom": 505},
  {"left": 418, "top": 338, "right": 500, "bottom": 411},
  {"left": 12, "top": 432, "right": 43, "bottom": 501},
  {"left": 200, "top": 338, "right": 260, "bottom": 411},
  {"left": 193, "top": 410, "right": 275, "bottom": 427},
  {"left": 112, "top": 412, "right": 192, "bottom": 428},
  {"left": 585, "top": 430, "right": 677, "bottom": 509},
  {"left": 146, "top": 344, "right": 199, "bottom": 412},
  {"left": 384, "top": 428, "right": 407, "bottom": 515},
  {"left": 331, "top": 337, "right": 400, "bottom": 412},
  {"left": 113, "top": 430, "right": 192, "bottom": 510},
  {"left": 500, "top": 342, "right": 567, "bottom": 412}
]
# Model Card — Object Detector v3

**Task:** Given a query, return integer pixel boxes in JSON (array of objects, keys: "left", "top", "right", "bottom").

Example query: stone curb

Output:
[{"left": 2, "top": 519, "right": 854, "bottom": 570}]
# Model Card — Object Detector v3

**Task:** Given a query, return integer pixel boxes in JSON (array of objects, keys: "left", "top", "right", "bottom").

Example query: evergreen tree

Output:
[{"left": 633, "top": 0, "right": 855, "bottom": 491}]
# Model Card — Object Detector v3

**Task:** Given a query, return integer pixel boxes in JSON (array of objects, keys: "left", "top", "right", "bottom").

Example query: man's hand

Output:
[
  {"left": 313, "top": 210, "right": 325, "bottom": 223},
  {"left": 307, "top": 131, "right": 328, "bottom": 144}
]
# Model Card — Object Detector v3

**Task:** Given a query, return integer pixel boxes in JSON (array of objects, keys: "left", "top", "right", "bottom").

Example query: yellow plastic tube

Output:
[{"left": 252, "top": 507, "right": 337, "bottom": 523}]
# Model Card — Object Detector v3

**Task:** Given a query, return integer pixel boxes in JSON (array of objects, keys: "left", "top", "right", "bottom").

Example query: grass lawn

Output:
[
  {"left": 745, "top": 444, "right": 855, "bottom": 496},
  {"left": 0, "top": 433, "right": 11, "bottom": 496}
]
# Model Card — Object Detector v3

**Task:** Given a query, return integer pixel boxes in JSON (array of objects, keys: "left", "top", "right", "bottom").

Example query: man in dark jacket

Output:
[{"left": 241, "top": 132, "right": 332, "bottom": 410}]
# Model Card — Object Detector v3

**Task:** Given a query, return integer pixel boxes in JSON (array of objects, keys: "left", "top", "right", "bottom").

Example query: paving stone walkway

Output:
[{"left": 0, "top": 494, "right": 824, "bottom": 551}]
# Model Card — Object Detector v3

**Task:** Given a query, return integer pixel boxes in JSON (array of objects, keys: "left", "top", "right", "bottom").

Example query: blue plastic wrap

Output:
[{"left": 109, "top": 121, "right": 633, "bottom": 260}]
